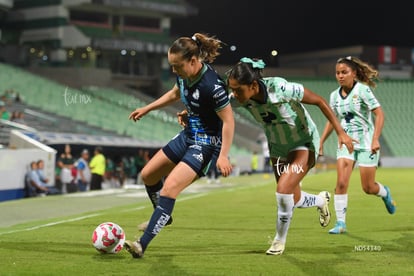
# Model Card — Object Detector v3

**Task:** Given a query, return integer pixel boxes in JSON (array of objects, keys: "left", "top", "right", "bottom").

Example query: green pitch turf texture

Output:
[{"left": 0, "top": 168, "right": 413, "bottom": 275}]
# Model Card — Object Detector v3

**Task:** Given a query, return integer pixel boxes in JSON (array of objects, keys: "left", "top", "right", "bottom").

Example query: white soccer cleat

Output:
[
  {"left": 266, "top": 240, "right": 285, "bottom": 255},
  {"left": 318, "top": 191, "right": 331, "bottom": 227}
]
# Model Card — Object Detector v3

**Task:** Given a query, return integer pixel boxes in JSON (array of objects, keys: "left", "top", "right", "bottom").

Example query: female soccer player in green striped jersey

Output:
[
  {"left": 226, "top": 57, "right": 354, "bottom": 255},
  {"left": 319, "top": 56, "right": 396, "bottom": 235}
]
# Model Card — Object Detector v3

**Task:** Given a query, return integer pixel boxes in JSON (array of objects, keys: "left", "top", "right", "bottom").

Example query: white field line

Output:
[
  {"left": 0, "top": 193, "right": 210, "bottom": 236},
  {"left": 0, "top": 180, "right": 269, "bottom": 237},
  {"left": 0, "top": 214, "right": 100, "bottom": 236}
]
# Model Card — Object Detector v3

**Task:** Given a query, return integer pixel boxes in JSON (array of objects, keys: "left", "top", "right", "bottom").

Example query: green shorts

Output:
[
  {"left": 337, "top": 147, "right": 380, "bottom": 167},
  {"left": 269, "top": 135, "right": 319, "bottom": 163}
]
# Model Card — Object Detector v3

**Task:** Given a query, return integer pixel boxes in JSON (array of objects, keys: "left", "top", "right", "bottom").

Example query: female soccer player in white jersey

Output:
[
  {"left": 226, "top": 57, "right": 354, "bottom": 255},
  {"left": 319, "top": 56, "right": 396, "bottom": 234},
  {"left": 124, "top": 33, "right": 234, "bottom": 258}
]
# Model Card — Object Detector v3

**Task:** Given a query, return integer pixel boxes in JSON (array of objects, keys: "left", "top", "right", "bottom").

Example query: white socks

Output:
[
  {"left": 333, "top": 194, "right": 348, "bottom": 223},
  {"left": 275, "top": 193, "right": 294, "bottom": 244},
  {"left": 376, "top": 182, "right": 387, "bottom": 197},
  {"left": 294, "top": 191, "right": 325, "bottom": 208}
]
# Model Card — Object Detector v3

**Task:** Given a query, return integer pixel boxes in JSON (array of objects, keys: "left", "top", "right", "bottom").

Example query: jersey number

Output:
[{"left": 260, "top": 112, "right": 277, "bottom": 124}]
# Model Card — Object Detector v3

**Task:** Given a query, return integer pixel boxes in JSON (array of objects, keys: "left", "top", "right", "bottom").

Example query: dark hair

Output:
[
  {"left": 169, "top": 33, "right": 222, "bottom": 63},
  {"left": 337, "top": 56, "right": 379, "bottom": 88},
  {"left": 95, "top": 146, "right": 103, "bottom": 154},
  {"left": 226, "top": 59, "right": 264, "bottom": 85}
]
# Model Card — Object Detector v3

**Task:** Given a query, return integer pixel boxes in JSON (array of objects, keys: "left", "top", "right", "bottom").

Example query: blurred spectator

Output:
[
  {"left": 257, "top": 133, "right": 271, "bottom": 173},
  {"left": 90, "top": 146, "right": 106, "bottom": 190},
  {"left": 15, "top": 92, "right": 22, "bottom": 103},
  {"left": 10, "top": 111, "right": 18, "bottom": 121},
  {"left": 2, "top": 89, "right": 14, "bottom": 105},
  {"left": 11, "top": 111, "right": 26, "bottom": 125},
  {"left": 250, "top": 151, "right": 259, "bottom": 174},
  {"left": 128, "top": 155, "right": 137, "bottom": 179},
  {"left": 134, "top": 149, "right": 148, "bottom": 175},
  {"left": 104, "top": 157, "right": 115, "bottom": 185},
  {"left": 0, "top": 101, "right": 10, "bottom": 120},
  {"left": 26, "top": 161, "right": 60, "bottom": 196},
  {"left": 122, "top": 156, "right": 133, "bottom": 180},
  {"left": 113, "top": 157, "right": 126, "bottom": 188},
  {"left": 134, "top": 149, "right": 150, "bottom": 184},
  {"left": 54, "top": 166, "right": 62, "bottom": 193},
  {"left": 57, "top": 144, "right": 76, "bottom": 193},
  {"left": 76, "top": 149, "right": 91, "bottom": 192},
  {"left": 26, "top": 161, "right": 48, "bottom": 197},
  {"left": 36, "top": 159, "right": 50, "bottom": 184}
]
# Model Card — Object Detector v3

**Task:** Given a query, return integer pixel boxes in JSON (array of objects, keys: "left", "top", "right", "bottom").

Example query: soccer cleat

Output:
[
  {"left": 137, "top": 221, "right": 149, "bottom": 232},
  {"left": 317, "top": 191, "right": 331, "bottom": 227},
  {"left": 124, "top": 240, "right": 143, "bottom": 258},
  {"left": 382, "top": 186, "right": 396, "bottom": 214},
  {"left": 329, "top": 221, "right": 347, "bottom": 234},
  {"left": 266, "top": 240, "right": 285, "bottom": 255},
  {"left": 138, "top": 217, "right": 173, "bottom": 232}
]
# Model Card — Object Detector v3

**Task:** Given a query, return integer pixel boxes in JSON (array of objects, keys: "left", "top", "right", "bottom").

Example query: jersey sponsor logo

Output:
[
  {"left": 303, "top": 196, "right": 316, "bottom": 207},
  {"left": 152, "top": 213, "right": 171, "bottom": 235},
  {"left": 213, "top": 90, "right": 226, "bottom": 99},
  {"left": 189, "top": 144, "right": 202, "bottom": 151},
  {"left": 352, "top": 94, "right": 359, "bottom": 105},
  {"left": 193, "top": 132, "right": 222, "bottom": 146},
  {"left": 190, "top": 101, "right": 200, "bottom": 107},
  {"left": 213, "top": 84, "right": 222, "bottom": 91},
  {"left": 192, "top": 153, "right": 204, "bottom": 163},
  {"left": 192, "top": 89, "right": 200, "bottom": 100},
  {"left": 209, "top": 135, "right": 222, "bottom": 146}
]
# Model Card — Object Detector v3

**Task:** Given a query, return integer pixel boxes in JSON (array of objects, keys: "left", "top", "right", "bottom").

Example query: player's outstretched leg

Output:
[
  {"left": 125, "top": 196, "right": 175, "bottom": 258},
  {"left": 139, "top": 180, "right": 173, "bottom": 231}
]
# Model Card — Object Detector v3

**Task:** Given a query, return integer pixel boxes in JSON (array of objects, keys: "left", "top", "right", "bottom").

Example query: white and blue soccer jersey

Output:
[
  {"left": 177, "top": 63, "right": 229, "bottom": 146},
  {"left": 329, "top": 82, "right": 380, "bottom": 150},
  {"left": 240, "top": 77, "right": 319, "bottom": 157}
]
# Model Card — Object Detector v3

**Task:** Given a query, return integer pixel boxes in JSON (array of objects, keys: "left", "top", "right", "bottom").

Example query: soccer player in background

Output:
[
  {"left": 124, "top": 33, "right": 234, "bottom": 258},
  {"left": 319, "top": 56, "right": 396, "bottom": 234},
  {"left": 226, "top": 57, "right": 354, "bottom": 255}
]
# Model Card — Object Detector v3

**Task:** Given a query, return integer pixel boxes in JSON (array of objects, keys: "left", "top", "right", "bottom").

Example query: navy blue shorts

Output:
[{"left": 162, "top": 131, "right": 220, "bottom": 177}]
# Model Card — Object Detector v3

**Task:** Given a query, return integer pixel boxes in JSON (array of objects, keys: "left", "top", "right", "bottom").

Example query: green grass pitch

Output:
[{"left": 0, "top": 168, "right": 413, "bottom": 275}]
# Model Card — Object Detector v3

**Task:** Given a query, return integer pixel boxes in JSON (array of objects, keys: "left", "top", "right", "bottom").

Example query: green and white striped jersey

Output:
[
  {"left": 329, "top": 82, "right": 380, "bottom": 150},
  {"left": 241, "top": 77, "right": 318, "bottom": 148}
]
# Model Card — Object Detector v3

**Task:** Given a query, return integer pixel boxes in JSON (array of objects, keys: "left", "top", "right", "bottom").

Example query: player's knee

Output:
[
  {"left": 140, "top": 169, "right": 150, "bottom": 183},
  {"left": 140, "top": 168, "right": 159, "bottom": 185},
  {"left": 335, "top": 181, "right": 348, "bottom": 192},
  {"left": 362, "top": 183, "right": 377, "bottom": 195}
]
